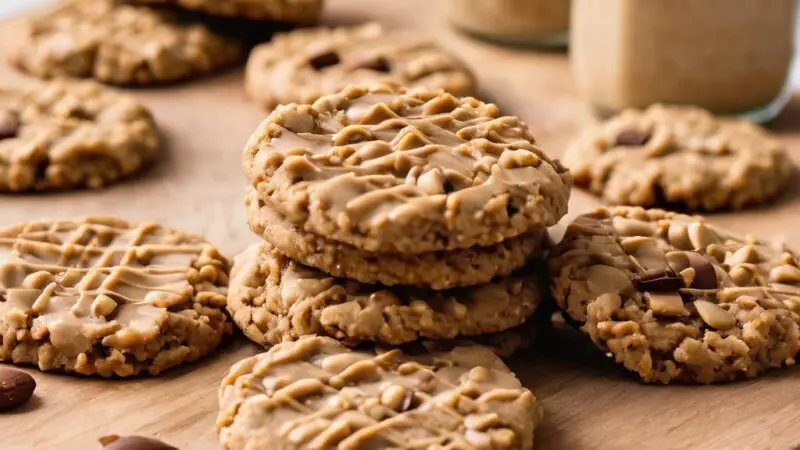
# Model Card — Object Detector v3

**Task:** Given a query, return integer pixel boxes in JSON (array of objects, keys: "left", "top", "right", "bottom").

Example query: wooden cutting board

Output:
[{"left": 2, "top": 1, "right": 800, "bottom": 449}]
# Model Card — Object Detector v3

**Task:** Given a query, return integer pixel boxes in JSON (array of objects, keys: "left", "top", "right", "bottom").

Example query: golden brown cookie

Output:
[
  {"left": 549, "top": 206, "right": 800, "bottom": 384},
  {"left": 12, "top": 0, "right": 243, "bottom": 85},
  {"left": 245, "top": 23, "right": 476, "bottom": 109},
  {"left": 217, "top": 336, "right": 543, "bottom": 449},
  {"left": 564, "top": 105, "right": 793, "bottom": 211},
  {"left": 243, "top": 84, "right": 572, "bottom": 254},
  {"left": 0, "top": 80, "right": 158, "bottom": 192},
  {"left": 245, "top": 188, "right": 547, "bottom": 289},
  {"left": 226, "top": 241, "right": 542, "bottom": 347},
  {"left": 0, "top": 217, "right": 230, "bottom": 377}
]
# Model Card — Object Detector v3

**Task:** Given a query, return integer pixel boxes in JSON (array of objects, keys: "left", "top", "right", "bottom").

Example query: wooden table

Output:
[{"left": 3, "top": 1, "right": 800, "bottom": 449}]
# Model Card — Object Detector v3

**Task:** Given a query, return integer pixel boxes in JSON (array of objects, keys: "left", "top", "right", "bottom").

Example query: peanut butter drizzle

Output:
[
  {"left": 0, "top": 217, "right": 224, "bottom": 358},
  {"left": 268, "top": 95, "right": 544, "bottom": 229},
  {"left": 249, "top": 84, "right": 572, "bottom": 252},
  {"left": 218, "top": 336, "right": 541, "bottom": 449}
]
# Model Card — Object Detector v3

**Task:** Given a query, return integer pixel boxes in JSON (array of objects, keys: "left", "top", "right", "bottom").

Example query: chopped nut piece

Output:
[
  {"left": 646, "top": 292, "right": 687, "bottom": 316},
  {"left": 694, "top": 300, "right": 736, "bottom": 330}
]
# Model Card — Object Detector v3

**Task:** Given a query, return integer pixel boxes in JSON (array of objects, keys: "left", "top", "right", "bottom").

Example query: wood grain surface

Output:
[{"left": 2, "top": 1, "right": 800, "bottom": 449}]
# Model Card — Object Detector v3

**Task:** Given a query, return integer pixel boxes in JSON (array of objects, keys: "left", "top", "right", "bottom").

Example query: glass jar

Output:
[
  {"left": 443, "top": 0, "right": 570, "bottom": 48},
  {"left": 571, "top": 0, "right": 797, "bottom": 122}
]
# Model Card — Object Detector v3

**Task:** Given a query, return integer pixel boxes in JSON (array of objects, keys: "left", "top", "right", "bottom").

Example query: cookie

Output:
[
  {"left": 227, "top": 241, "right": 542, "bottom": 347},
  {"left": 245, "top": 23, "right": 476, "bottom": 109},
  {"left": 217, "top": 336, "right": 543, "bottom": 450},
  {"left": 129, "top": 0, "right": 323, "bottom": 22},
  {"left": 244, "top": 84, "right": 572, "bottom": 254},
  {"left": 0, "top": 80, "right": 158, "bottom": 192},
  {"left": 563, "top": 105, "right": 792, "bottom": 211},
  {"left": 549, "top": 206, "right": 800, "bottom": 384},
  {"left": 245, "top": 188, "right": 547, "bottom": 289},
  {"left": 431, "top": 314, "right": 540, "bottom": 359},
  {"left": 0, "top": 217, "right": 230, "bottom": 377},
  {"left": 12, "top": 0, "right": 243, "bottom": 86}
]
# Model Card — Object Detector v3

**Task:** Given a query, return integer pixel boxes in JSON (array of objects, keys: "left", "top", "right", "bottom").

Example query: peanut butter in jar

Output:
[
  {"left": 443, "top": 0, "right": 570, "bottom": 48},
  {"left": 571, "top": 0, "right": 797, "bottom": 122}
]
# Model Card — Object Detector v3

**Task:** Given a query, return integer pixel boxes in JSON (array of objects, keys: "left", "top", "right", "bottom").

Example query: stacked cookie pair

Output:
[{"left": 228, "top": 83, "right": 573, "bottom": 356}]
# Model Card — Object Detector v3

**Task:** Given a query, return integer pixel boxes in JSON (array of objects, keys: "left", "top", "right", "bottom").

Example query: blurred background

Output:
[
  {"left": 5, "top": 0, "right": 799, "bottom": 107},
  {"left": 1, "top": 1, "right": 45, "bottom": 16}
]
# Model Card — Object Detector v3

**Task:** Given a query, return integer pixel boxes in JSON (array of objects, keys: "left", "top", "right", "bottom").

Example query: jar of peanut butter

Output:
[
  {"left": 443, "top": 0, "right": 570, "bottom": 48},
  {"left": 571, "top": 0, "right": 797, "bottom": 122}
]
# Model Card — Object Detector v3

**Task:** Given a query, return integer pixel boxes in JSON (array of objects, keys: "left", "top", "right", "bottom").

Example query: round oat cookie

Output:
[
  {"left": 564, "top": 105, "right": 792, "bottom": 211},
  {"left": 0, "top": 217, "right": 230, "bottom": 377},
  {"left": 549, "top": 206, "right": 800, "bottom": 384},
  {"left": 245, "top": 23, "right": 476, "bottom": 109},
  {"left": 245, "top": 188, "right": 547, "bottom": 289},
  {"left": 227, "top": 241, "right": 542, "bottom": 347},
  {"left": 0, "top": 80, "right": 158, "bottom": 192},
  {"left": 12, "top": 0, "right": 243, "bottom": 85},
  {"left": 244, "top": 84, "right": 572, "bottom": 254},
  {"left": 217, "top": 336, "right": 543, "bottom": 450},
  {"left": 129, "top": 0, "right": 323, "bottom": 22}
]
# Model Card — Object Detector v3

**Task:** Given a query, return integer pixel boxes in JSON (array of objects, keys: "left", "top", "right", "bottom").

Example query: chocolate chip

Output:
[
  {"left": 0, "top": 112, "right": 21, "bottom": 140},
  {"left": 33, "top": 156, "right": 50, "bottom": 183},
  {"left": 442, "top": 177, "right": 454, "bottom": 194},
  {"left": 400, "top": 390, "right": 421, "bottom": 412},
  {"left": 357, "top": 56, "right": 391, "bottom": 73},
  {"left": 615, "top": 130, "right": 650, "bottom": 146},
  {"left": 685, "top": 252, "right": 717, "bottom": 290},
  {"left": 0, "top": 367, "right": 36, "bottom": 411},
  {"left": 67, "top": 106, "right": 93, "bottom": 120},
  {"left": 99, "top": 435, "right": 178, "bottom": 450},
  {"left": 309, "top": 51, "right": 340, "bottom": 70},
  {"left": 634, "top": 271, "right": 684, "bottom": 292},
  {"left": 506, "top": 201, "right": 519, "bottom": 218},
  {"left": 667, "top": 251, "right": 718, "bottom": 290}
]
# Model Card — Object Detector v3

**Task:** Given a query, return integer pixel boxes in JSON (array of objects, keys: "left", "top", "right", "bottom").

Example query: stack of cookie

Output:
[{"left": 228, "top": 83, "right": 573, "bottom": 356}]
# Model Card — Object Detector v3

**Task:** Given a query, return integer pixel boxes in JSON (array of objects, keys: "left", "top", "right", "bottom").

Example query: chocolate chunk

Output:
[
  {"left": 357, "top": 56, "right": 391, "bottom": 73},
  {"left": 685, "top": 252, "right": 718, "bottom": 289},
  {"left": 67, "top": 106, "right": 93, "bottom": 120},
  {"left": 0, "top": 112, "right": 21, "bottom": 140},
  {"left": 442, "top": 177, "right": 455, "bottom": 194},
  {"left": 0, "top": 367, "right": 36, "bottom": 411},
  {"left": 33, "top": 156, "right": 50, "bottom": 183},
  {"left": 667, "top": 251, "right": 718, "bottom": 290},
  {"left": 309, "top": 51, "right": 341, "bottom": 70},
  {"left": 506, "top": 201, "right": 519, "bottom": 218},
  {"left": 635, "top": 271, "right": 684, "bottom": 292},
  {"left": 400, "top": 390, "right": 420, "bottom": 412},
  {"left": 99, "top": 435, "right": 178, "bottom": 450},
  {"left": 615, "top": 130, "right": 650, "bottom": 146}
]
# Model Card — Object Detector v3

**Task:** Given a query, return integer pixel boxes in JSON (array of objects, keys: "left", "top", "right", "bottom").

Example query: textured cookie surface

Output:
[
  {"left": 227, "top": 241, "right": 541, "bottom": 347},
  {"left": 0, "top": 217, "right": 230, "bottom": 377},
  {"left": 245, "top": 188, "right": 546, "bottom": 289},
  {"left": 244, "top": 84, "right": 572, "bottom": 253},
  {"left": 564, "top": 105, "right": 792, "bottom": 211},
  {"left": 217, "top": 336, "right": 542, "bottom": 450},
  {"left": 431, "top": 315, "right": 540, "bottom": 359},
  {"left": 130, "top": 0, "right": 323, "bottom": 22},
  {"left": 12, "top": 0, "right": 242, "bottom": 85},
  {"left": 245, "top": 23, "right": 476, "bottom": 109},
  {"left": 0, "top": 81, "right": 158, "bottom": 192},
  {"left": 549, "top": 207, "right": 800, "bottom": 384}
]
